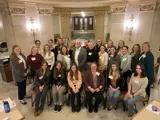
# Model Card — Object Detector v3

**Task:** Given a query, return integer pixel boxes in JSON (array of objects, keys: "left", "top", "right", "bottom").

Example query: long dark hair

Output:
[
  {"left": 134, "top": 63, "right": 146, "bottom": 78},
  {"left": 117, "top": 40, "right": 125, "bottom": 52},
  {"left": 132, "top": 44, "right": 141, "bottom": 55},
  {"left": 110, "top": 46, "right": 117, "bottom": 57},
  {"left": 60, "top": 45, "right": 69, "bottom": 55},
  {"left": 69, "top": 64, "right": 79, "bottom": 81},
  {"left": 38, "top": 60, "right": 48, "bottom": 77}
]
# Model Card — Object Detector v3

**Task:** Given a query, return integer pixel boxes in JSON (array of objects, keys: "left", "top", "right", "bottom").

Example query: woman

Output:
[
  {"left": 48, "top": 39, "right": 55, "bottom": 52},
  {"left": 98, "top": 45, "right": 108, "bottom": 73},
  {"left": 52, "top": 61, "right": 66, "bottom": 112},
  {"left": 117, "top": 40, "right": 125, "bottom": 55},
  {"left": 69, "top": 40, "right": 75, "bottom": 61},
  {"left": 54, "top": 38, "right": 64, "bottom": 61},
  {"left": 85, "top": 63, "right": 105, "bottom": 113},
  {"left": 131, "top": 44, "right": 141, "bottom": 73},
  {"left": 67, "top": 64, "right": 82, "bottom": 112},
  {"left": 34, "top": 61, "right": 51, "bottom": 116},
  {"left": 123, "top": 63, "right": 148, "bottom": 117},
  {"left": 10, "top": 45, "right": 29, "bottom": 104},
  {"left": 120, "top": 46, "right": 132, "bottom": 91},
  {"left": 42, "top": 44, "right": 55, "bottom": 70},
  {"left": 27, "top": 46, "right": 44, "bottom": 78},
  {"left": 108, "top": 46, "right": 121, "bottom": 71},
  {"left": 107, "top": 63, "right": 121, "bottom": 111},
  {"left": 57, "top": 46, "right": 71, "bottom": 71},
  {"left": 139, "top": 42, "right": 154, "bottom": 96}
]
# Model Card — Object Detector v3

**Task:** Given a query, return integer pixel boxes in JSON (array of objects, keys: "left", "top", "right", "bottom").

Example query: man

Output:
[
  {"left": 94, "top": 39, "right": 102, "bottom": 53},
  {"left": 87, "top": 42, "right": 99, "bottom": 69},
  {"left": 106, "top": 40, "right": 114, "bottom": 54},
  {"left": 35, "top": 40, "right": 42, "bottom": 54},
  {"left": 73, "top": 39, "right": 87, "bottom": 72},
  {"left": 48, "top": 39, "right": 54, "bottom": 52},
  {"left": 83, "top": 39, "right": 89, "bottom": 49}
]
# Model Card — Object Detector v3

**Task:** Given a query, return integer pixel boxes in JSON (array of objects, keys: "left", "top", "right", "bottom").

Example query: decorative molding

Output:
[
  {"left": 94, "top": 11, "right": 105, "bottom": 16},
  {"left": 3, "top": 7, "right": 25, "bottom": 14},
  {"left": 157, "top": 2, "right": 160, "bottom": 10},
  {"left": 37, "top": 8, "right": 54, "bottom": 14},
  {"left": 60, "top": 12, "right": 71, "bottom": 17},
  {"left": 110, "top": 6, "right": 126, "bottom": 13},
  {"left": 138, "top": 3, "right": 156, "bottom": 11}
]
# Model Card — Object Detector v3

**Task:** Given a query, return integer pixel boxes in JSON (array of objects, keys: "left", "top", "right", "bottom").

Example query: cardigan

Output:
[
  {"left": 67, "top": 71, "right": 82, "bottom": 90},
  {"left": 10, "top": 53, "right": 28, "bottom": 83},
  {"left": 84, "top": 71, "right": 105, "bottom": 91},
  {"left": 120, "top": 53, "right": 131, "bottom": 73}
]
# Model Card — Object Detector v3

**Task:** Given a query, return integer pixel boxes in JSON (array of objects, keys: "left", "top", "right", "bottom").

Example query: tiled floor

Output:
[{"left": 0, "top": 80, "right": 160, "bottom": 120}]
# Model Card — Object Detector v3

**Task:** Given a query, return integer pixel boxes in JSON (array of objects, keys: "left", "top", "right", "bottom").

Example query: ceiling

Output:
[{"left": 0, "top": 0, "right": 156, "bottom": 8}]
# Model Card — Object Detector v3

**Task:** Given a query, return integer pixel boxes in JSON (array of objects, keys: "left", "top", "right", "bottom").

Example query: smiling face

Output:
[
  {"left": 70, "top": 41, "right": 75, "bottom": 48},
  {"left": 110, "top": 47, "right": 116, "bottom": 55},
  {"left": 32, "top": 47, "right": 38, "bottom": 55},
  {"left": 42, "top": 62, "right": 48, "bottom": 70},
  {"left": 133, "top": 45, "right": 139, "bottom": 53},
  {"left": 136, "top": 65, "right": 142, "bottom": 75},
  {"left": 111, "top": 64, "right": 117, "bottom": 71},
  {"left": 62, "top": 46, "right": 67, "bottom": 54},
  {"left": 88, "top": 42, "right": 93, "bottom": 49},
  {"left": 56, "top": 63, "right": 62, "bottom": 70},
  {"left": 71, "top": 65, "right": 77, "bottom": 72},
  {"left": 76, "top": 40, "right": 82, "bottom": 48},
  {"left": 96, "top": 39, "right": 102, "bottom": 46},
  {"left": 100, "top": 46, "right": 105, "bottom": 53},
  {"left": 91, "top": 63, "right": 97, "bottom": 72},
  {"left": 48, "top": 40, "right": 53, "bottom": 47},
  {"left": 142, "top": 43, "right": 149, "bottom": 53},
  {"left": 122, "top": 47, "right": 128, "bottom": 55},
  {"left": 35, "top": 41, "right": 41, "bottom": 47},
  {"left": 44, "top": 45, "right": 49, "bottom": 52},
  {"left": 14, "top": 46, "right": 21, "bottom": 55},
  {"left": 119, "top": 40, "right": 124, "bottom": 48}
]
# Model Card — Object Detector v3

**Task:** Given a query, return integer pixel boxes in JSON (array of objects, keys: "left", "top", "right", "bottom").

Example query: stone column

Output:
[
  {"left": 60, "top": 12, "right": 71, "bottom": 40},
  {"left": 94, "top": 11, "right": 105, "bottom": 42}
]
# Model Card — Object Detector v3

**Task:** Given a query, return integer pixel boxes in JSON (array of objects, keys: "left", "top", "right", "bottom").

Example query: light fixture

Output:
[
  {"left": 125, "top": 15, "right": 137, "bottom": 41},
  {"left": 27, "top": 17, "right": 40, "bottom": 41},
  {"left": 81, "top": 12, "right": 85, "bottom": 17}
]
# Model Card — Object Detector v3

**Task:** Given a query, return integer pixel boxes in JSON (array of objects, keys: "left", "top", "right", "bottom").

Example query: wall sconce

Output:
[
  {"left": 125, "top": 15, "right": 137, "bottom": 41},
  {"left": 27, "top": 17, "right": 40, "bottom": 41}
]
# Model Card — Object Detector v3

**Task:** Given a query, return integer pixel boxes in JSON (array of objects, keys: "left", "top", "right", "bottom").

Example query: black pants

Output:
[
  {"left": 122, "top": 70, "right": 132, "bottom": 91},
  {"left": 86, "top": 91, "right": 103, "bottom": 110},
  {"left": 35, "top": 86, "right": 48, "bottom": 111},
  {"left": 17, "top": 80, "right": 26, "bottom": 100},
  {"left": 70, "top": 87, "right": 82, "bottom": 109}
]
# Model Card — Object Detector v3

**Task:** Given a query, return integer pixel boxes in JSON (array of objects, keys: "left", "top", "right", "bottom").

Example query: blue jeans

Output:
[
  {"left": 123, "top": 95, "right": 144, "bottom": 114},
  {"left": 108, "top": 88, "right": 120, "bottom": 106}
]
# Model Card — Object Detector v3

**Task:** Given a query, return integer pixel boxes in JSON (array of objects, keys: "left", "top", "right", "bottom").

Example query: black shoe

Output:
[
  {"left": 72, "top": 106, "right": 75, "bottom": 113},
  {"left": 128, "top": 113, "right": 134, "bottom": 117},
  {"left": 114, "top": 105, "right": 117, "bottom": 110},
  {"left": 57, "top": 105, "right": 62, "bottom": 112},
  {"left": 88, "top": 107, "right": 93, "bottom": 113},
  {"left": 107, "top": 106, "right": 113, "bottom": 111},
  {"left": 76, "top": 106, "right": 81, "bottom": 112},
  {"left": 94, "top": 107, "right": 98, "bottom": 113},
  {"left": 54, "top": 105, "right": 58, "bottom": 111}
]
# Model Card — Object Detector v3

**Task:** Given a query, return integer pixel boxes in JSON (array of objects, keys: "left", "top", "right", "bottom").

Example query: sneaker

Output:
[{"left": 54, "top": 105, "right": 58, "bottom": 111}]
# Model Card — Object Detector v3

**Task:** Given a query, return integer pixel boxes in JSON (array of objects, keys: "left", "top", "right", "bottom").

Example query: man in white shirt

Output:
[{"left": 73, "top": 39, "right": 87, "bottom": 72}]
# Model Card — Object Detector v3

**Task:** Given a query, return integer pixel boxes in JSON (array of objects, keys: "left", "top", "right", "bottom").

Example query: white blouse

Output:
[{"left": 43, "top": 52, "right": 55, "bottom": 70}]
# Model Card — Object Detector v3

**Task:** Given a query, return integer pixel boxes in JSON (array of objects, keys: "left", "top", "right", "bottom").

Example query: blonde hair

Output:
[
  {"left": 30, "top": 45, "right": 38, "bottom": 54},
  {"left": 43, "top": 44, "right": 51, "bottom": 56}
]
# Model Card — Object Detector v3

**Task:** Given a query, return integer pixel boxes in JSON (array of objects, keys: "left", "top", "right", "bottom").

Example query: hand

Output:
[
  {"left": 127, "top": 94, "right": 133, "bottom": 99},
  {"left": 39, "top": 86, "right": 43, "bottom": 92},
  {"left": 95, "top": 88, "right": 100, "bottom": 92},
  {"left": 89, "top": 87, "right": 95, "bottom": 93},
  {"left": 56, "top": 85, "right": 60, "bottom": 92},
  {"left": 24, "top": 73, "right": 28, "bottom": 76},
  {"left": 111, "top": 88, "right": 117, "bottom": 92}
]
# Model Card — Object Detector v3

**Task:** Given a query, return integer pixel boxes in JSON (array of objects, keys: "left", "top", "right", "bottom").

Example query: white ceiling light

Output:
[{"left": 81, "top": 12, "right": 85, "bottom": 17}]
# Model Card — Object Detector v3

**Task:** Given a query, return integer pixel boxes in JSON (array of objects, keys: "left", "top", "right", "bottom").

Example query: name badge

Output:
[
  {"left": 88, "top": 52, "right": 92, "bottom": 55},
  {"left": 31, "top": 57, "right": 36, "bottom": 61},
  {"left": 58, "top": 74, "right": 61, "bottom": 77},
  {"left": 135, "top": 80, "right": 139, "bottom": 84},
  {"left": 96, "top": 72, "right": 100, "bottom": 76},
  {"left": 122, "top": 58, "right": 127, "bottom": 61},
  {"left": 109, "top": 75, "right": 113, "bottom": 79},
  {"left": 58, "top": 51, "right": 60, "bottom": 54},
  {"left": 39, "top": 76, "right": 43, "bottom": 80},
  {"left": 142, "top": 54, "right": 146, "bottom": 58},
  {"left": 18, "top": 60, "right": 22, "bottom": 63}
]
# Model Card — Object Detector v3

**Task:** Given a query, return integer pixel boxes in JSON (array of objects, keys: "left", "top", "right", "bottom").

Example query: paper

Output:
[
  {"left": 146, "top": 104, "right": 160, "bottom": 116},
  {"left": 0, "top": 97, "right": 16, "bottom": 113}
]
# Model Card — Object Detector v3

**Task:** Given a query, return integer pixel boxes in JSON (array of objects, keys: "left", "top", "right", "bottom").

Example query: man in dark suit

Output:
[
  {"left": 72, "top": 39, "right": 87, "bottom": 72},
  {"left": 94, "top": 39, "right": 102, "bottom": 53}
]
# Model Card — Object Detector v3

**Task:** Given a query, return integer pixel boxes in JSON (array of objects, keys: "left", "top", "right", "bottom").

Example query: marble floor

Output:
[{"left": 0, "top": 80, "right": 160, "bottom": 120}]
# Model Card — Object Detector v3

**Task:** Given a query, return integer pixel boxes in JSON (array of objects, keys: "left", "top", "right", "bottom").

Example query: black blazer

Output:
[
  {"left": 52, "top": 67, "right": 66, "bottom": 86},
  {"left": 139, "top": 51, "right": 154, "bottom": 84},
  {"left": 131, "top": 52, "right": 140, "bottom": 73}
]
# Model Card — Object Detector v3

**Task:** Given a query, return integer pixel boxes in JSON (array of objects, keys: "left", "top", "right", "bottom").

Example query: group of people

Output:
[{"left": 10, "top": 38, "right": 157, "bottom": 117}]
